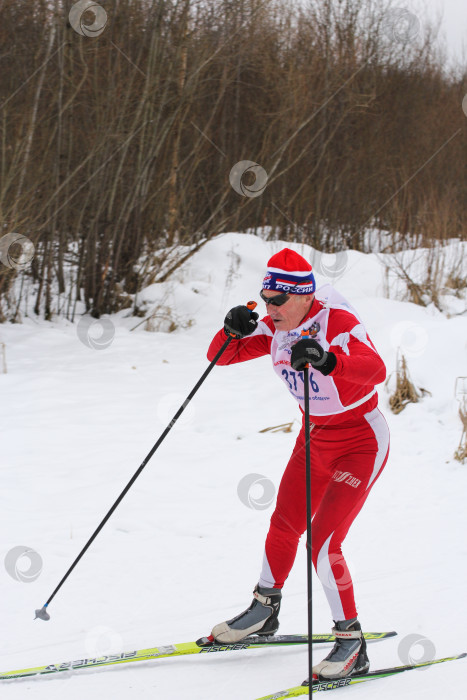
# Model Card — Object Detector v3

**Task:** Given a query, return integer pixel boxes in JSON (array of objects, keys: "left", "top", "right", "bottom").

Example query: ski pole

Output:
[
  {"left": 302, "top": 329, "right": 313, "bottom": 686},
  {"left": 35, "top": 302, "right": 257, "bottom": 621}
]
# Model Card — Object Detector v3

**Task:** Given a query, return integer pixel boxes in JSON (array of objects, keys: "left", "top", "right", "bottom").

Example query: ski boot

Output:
[
  {"left": 211, "top": 585, "right": 282, "bottom": 643},
  {"left": 306, "top": 618, "right": 370, "bottom": 682}
]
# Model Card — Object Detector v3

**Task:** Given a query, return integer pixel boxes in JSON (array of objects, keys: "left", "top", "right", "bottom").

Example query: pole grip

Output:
[
  {"left": 226, "top": 301, "right": 258, "bottom": 338},
  {"left": 301, "top": 328, "right": 311, "bottom": 368}
]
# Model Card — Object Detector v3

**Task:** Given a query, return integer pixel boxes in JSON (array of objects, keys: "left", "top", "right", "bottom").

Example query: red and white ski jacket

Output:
[{"left": 207, "top": 286, "right": 386, "bottom": 426}]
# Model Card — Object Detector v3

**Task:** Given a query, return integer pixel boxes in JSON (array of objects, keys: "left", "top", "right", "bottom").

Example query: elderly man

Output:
[{"left": 207, "top": 248, "right": 389, "bottom": 680}]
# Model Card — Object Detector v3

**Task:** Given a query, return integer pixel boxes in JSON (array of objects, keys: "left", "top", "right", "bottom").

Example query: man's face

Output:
[{"left": 261, "top": 290, "right": 314, "bottom": 331}]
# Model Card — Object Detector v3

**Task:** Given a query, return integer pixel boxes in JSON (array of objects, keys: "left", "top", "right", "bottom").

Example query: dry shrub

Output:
[
  {"left": 454, "top": 379, "right": 467, "bottom": 464},
  {"left": 0, "top": 343, "right": 6, "bottom": 374},
  {"left": 139, "top": 306, "right": 194, "bottom": 334},
  {"left": 387, "top": 352, "right": 428, "bottom": 414},
  {"left": 454, "top": 404, "right": 467, "bottom": 464},
  {"left": 445, "top": 273, "right": 467, "bottom": 299},
  {"left": 259, "top": 421, "right": 294, "bottom": 433},
  {"left": 381, "top": 239, "right": 467, "bottom": 313}
]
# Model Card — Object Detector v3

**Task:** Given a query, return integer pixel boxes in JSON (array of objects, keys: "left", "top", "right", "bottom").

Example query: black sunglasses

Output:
[{"left": 260, "top": 289, "right": 292, "bottom": 306}]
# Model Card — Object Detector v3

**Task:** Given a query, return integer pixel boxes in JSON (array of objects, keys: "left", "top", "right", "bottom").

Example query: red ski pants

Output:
[{"left": 258, "top": 407, "right": 390, "bottom": 621}]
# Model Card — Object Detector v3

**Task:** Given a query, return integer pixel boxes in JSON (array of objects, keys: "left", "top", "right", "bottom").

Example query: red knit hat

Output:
[{"left": 262, "top": 248, "right": 315, "bottom": 294}]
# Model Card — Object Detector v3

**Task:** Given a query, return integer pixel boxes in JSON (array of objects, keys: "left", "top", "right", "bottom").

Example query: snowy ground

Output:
[{"left": 1, "top": 233, "right": 466, "bottom": 699}]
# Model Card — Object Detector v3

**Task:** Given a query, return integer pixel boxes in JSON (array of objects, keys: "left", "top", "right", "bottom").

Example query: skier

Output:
[{"left": 207, "top": 248, "right": 390, "bottom": 680}]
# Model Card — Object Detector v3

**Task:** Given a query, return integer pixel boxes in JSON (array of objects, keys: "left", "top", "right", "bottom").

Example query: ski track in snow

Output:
[{"left": 1, "top": 233, "right": 466, "bottom": 699}]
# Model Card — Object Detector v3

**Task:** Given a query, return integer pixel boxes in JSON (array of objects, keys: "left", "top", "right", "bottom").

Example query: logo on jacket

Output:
[
  {"left": 307, "top": 321, "right": 320, "bottom": 337},
  {"left": 278, "top": 331, "right": 300, "bottom": 352}
]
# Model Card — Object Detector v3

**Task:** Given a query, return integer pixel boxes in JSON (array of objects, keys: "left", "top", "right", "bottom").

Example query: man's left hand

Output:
[{"left": 290, "top": 338, "right": 337, "bottom": 376}]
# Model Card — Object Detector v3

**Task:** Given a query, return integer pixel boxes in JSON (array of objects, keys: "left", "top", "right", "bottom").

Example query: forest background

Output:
[{"left": 0, "top": 0, "right": 466, "bottom": 321}]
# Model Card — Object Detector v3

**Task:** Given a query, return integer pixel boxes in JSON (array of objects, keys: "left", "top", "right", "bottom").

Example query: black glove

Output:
[
  {"left": 224, "top": 305, "right": 259, "bottom": 339},
  {"left": 290, "top": 338, "right": 337, "bottom": 376}
]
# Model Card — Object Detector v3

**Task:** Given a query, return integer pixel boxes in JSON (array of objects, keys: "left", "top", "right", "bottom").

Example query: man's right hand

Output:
[{"left": 224, "top": 305, "right": 259, "bottom": 339}]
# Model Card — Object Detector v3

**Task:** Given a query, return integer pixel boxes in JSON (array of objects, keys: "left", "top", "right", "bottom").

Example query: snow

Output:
[{"left": 1, "top": 232, "right": 466, "bottom": 699}]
